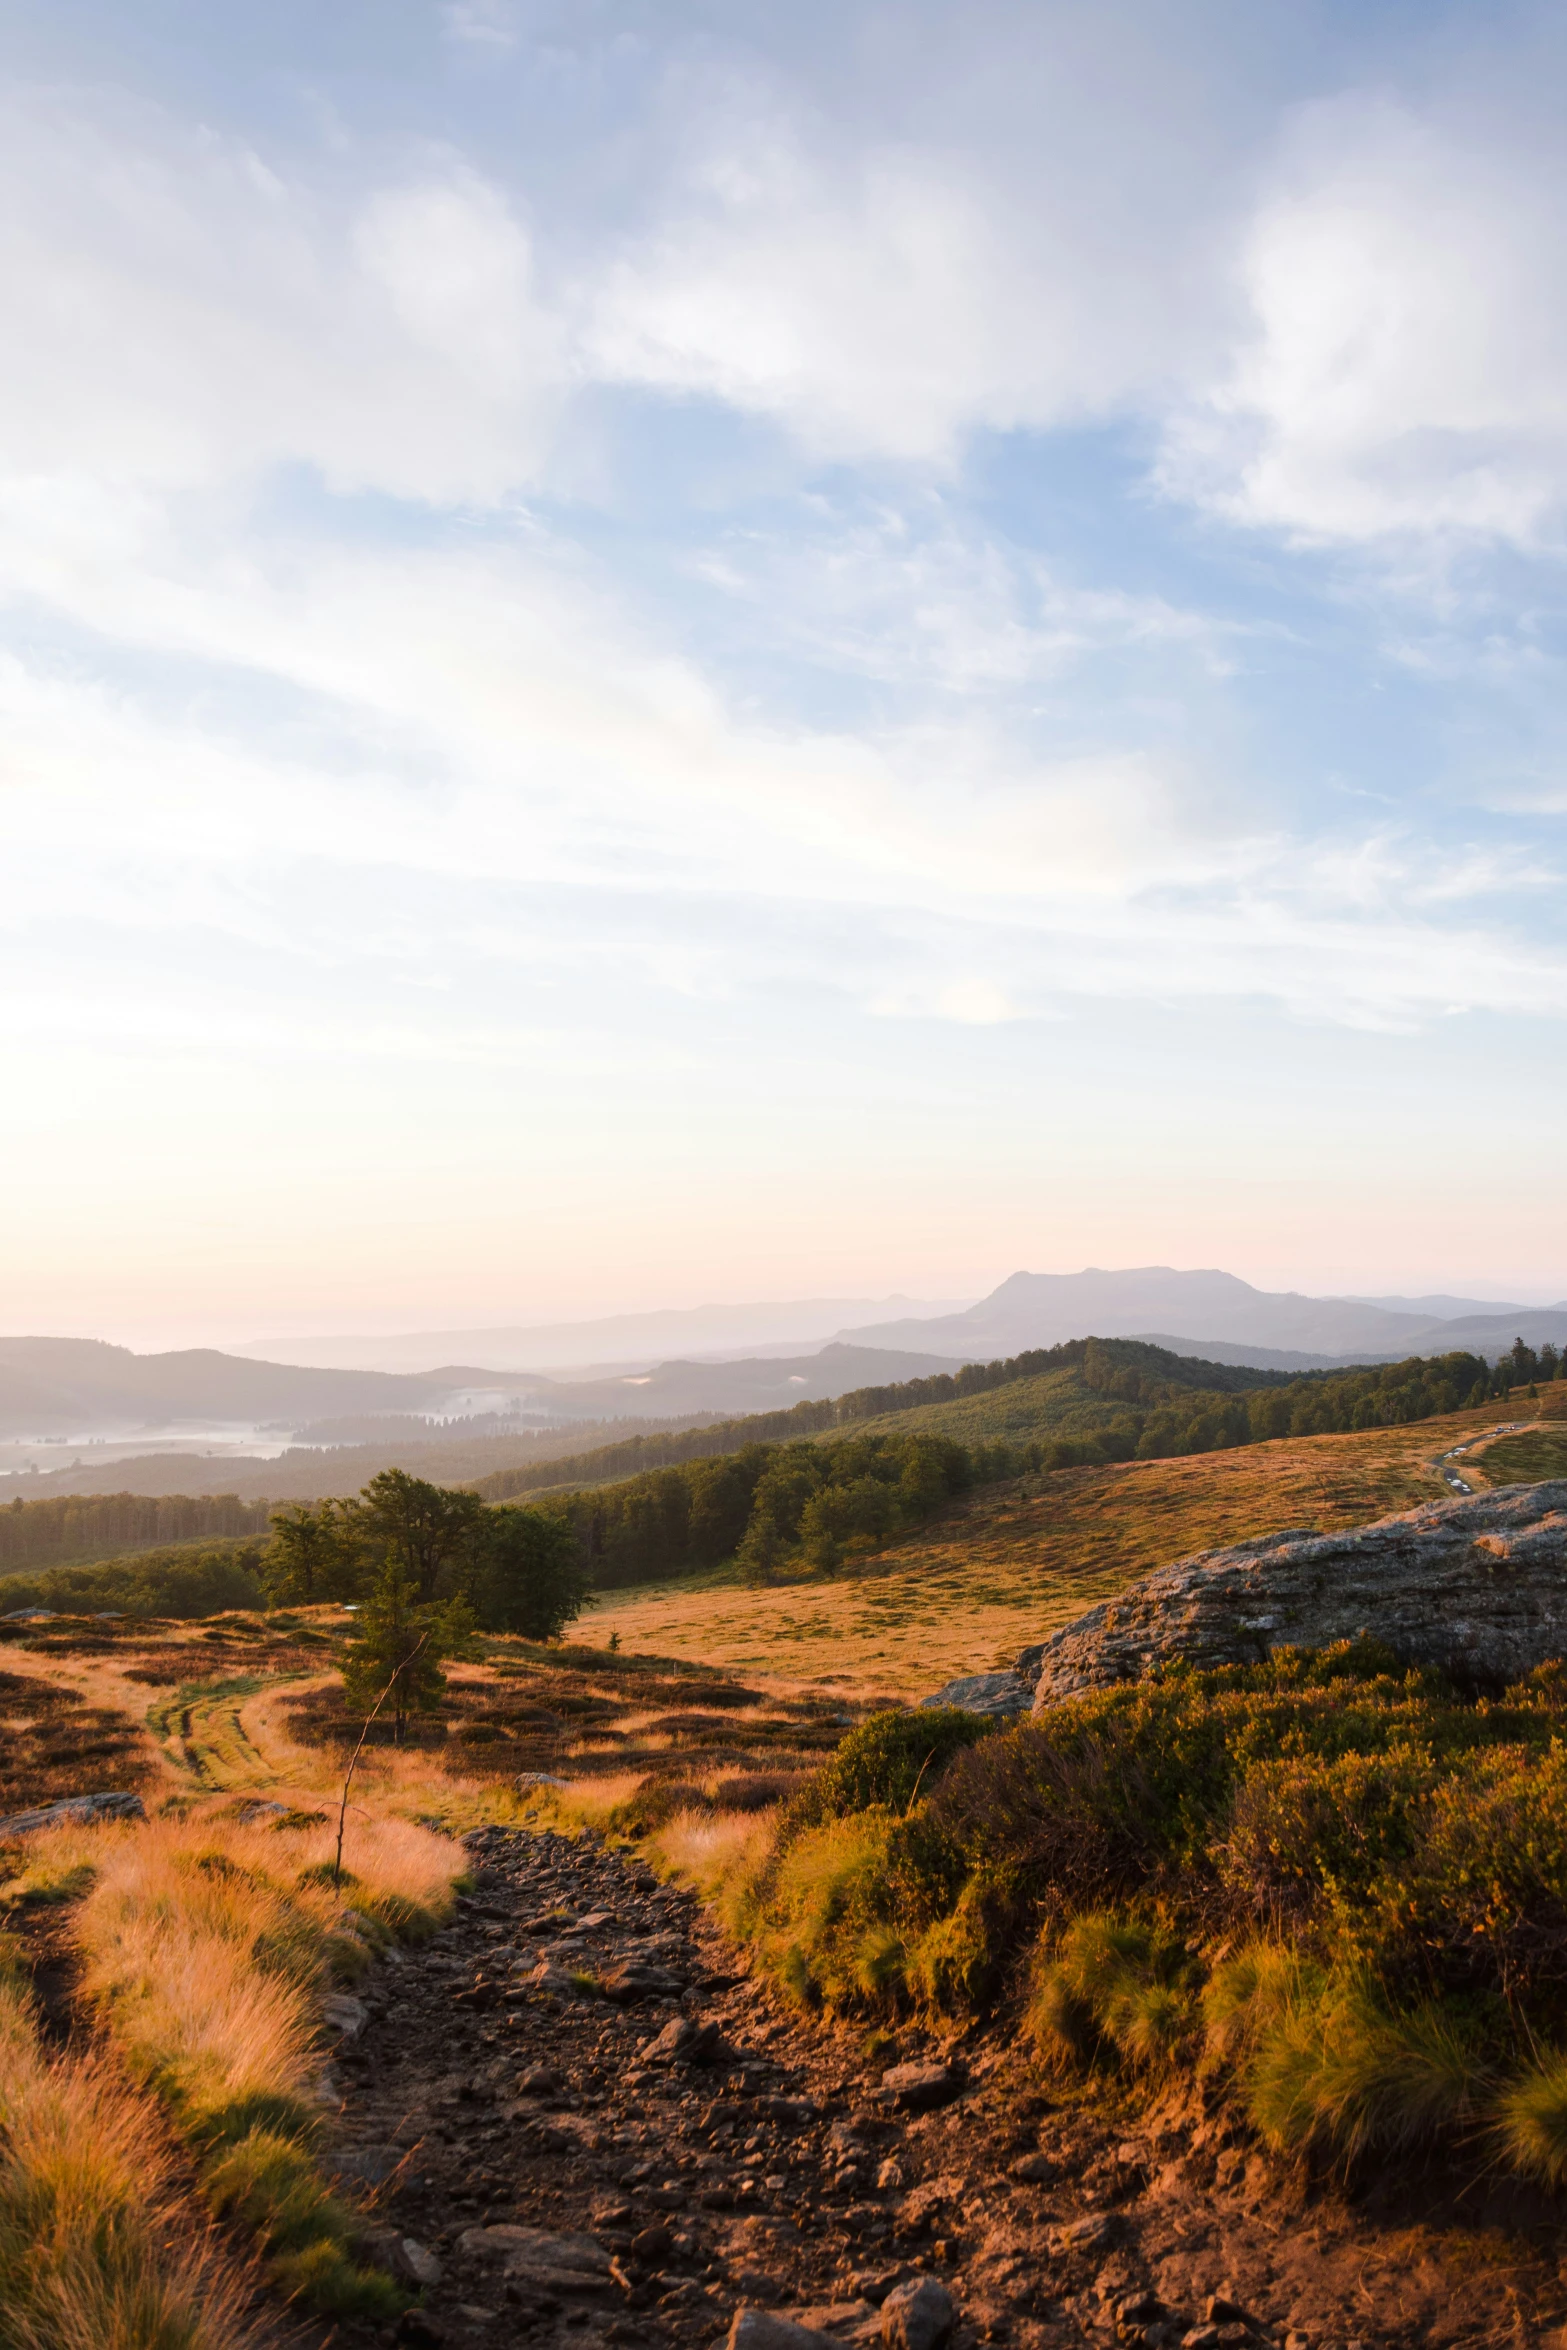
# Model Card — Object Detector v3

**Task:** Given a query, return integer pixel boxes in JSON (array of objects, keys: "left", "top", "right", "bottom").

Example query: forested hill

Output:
[{"left": 472, "top": 1333, "right": 1516, "bottom": 1506}]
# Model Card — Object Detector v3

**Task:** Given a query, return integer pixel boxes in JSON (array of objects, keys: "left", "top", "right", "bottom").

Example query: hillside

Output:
[{"left": 580, "top": 1392, "right": 1531, "bottom": 1689}]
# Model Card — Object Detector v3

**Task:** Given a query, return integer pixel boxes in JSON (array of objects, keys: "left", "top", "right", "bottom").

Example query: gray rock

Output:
[
  {"left": 1027, "top": 1482, "right": 1567, "bottom": 1709},
  {"left": 331, "top": 2141, "right": 401, "bottom": 2183},
  {"left": 399, "top": 2237, "right": 444, "bottom": 2287},
  {"left": 728, "top": 2312, "right": 837, "bottom": 2350},
  {"left": 321, "top": 1993, "right": 369, "bottom": 2039},
  {"left": 877, "top": 2061, "right": 960, "bottom": 2112},
  {"left": 458, "top": 2223, "right": 614, "bottom": 2293},
  {"left": 918, "top": 1671, "right": 1033, "bottom": 1718},
  {"left": 880, "top": 2277, "right": 955, "bottom": 2350},
  {"left": 0, "top": 1790, "right": 146, "bottom": 1836}
]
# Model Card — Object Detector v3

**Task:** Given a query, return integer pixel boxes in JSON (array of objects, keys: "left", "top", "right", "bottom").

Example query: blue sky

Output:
[{"left": 4, "top": 0, "right": 1566, "bottom": 1344}]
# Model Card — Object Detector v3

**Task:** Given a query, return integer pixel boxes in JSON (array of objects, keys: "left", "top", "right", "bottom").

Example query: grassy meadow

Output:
[{"left": 582, "top": 1391, "right": 1548, "bottom": 1690}]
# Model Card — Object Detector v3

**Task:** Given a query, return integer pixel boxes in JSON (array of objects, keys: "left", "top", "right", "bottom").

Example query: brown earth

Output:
[{"left": 313, "top": 1825, "right": 1567, "bottom": 2350}]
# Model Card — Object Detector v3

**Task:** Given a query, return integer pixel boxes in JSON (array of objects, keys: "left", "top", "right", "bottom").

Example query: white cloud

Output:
[
  {"left": 581, "top": 116, "right": 1212, "bottom": 462},
  {"left": 1165, "top": 95, "right": 1567, "bottom": 547},
  {"left": 0, "top": 97, "right": 558, "bottom": 504},
  {"left": 442, "top": 1, "right": 519, "bottom": 50}
]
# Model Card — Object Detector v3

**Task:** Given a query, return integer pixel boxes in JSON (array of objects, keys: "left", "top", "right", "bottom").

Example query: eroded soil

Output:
[{"left": 319, "top": 1826, "right": 1567, "bottom": 2350}]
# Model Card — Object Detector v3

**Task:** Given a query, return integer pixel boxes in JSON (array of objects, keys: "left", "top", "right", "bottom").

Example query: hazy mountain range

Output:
[
  {"left": 232, "top": 1296, "right": 969, "bottom": 1375},
  {"left": 839, "top": 1267, "right": 1567, "bottom": 1367},
  {"left": 3, "top": 1270, "right": 1563, "bottom": 1478}
]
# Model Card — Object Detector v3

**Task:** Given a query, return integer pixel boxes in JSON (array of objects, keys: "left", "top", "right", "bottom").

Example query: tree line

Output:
[
  {"left": 548, "top": 1429, "right": 998, "bottom": 1590},
  {"left": 534, "top": 1342, "right": 1561, "bottom": 1590},
  {"left": 0, "top": 1490, "right": 272, "bottom": 1573}
]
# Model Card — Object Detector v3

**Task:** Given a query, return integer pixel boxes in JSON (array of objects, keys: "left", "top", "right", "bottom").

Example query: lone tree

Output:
[{"left": 339, "top": 1558, "right": 472, "bottom": 1744}]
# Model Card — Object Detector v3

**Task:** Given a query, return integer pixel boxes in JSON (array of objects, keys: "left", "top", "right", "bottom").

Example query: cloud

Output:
[
  {"left": 442, "top": 0, "right": 519, "bottom": 49},
  {"left": 0, "top": 95, "right": 559, "bottom": 504},
  {"left": 580, "top": 96, "right": 1224, "bottom": 463},
  {"left": 1164, "top": 94, "right": 1567, "bottom": 548}
]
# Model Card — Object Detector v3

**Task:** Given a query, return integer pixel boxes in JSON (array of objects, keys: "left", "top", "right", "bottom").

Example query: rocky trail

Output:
[{"left": 313, "top": 1826, "right": 1567, "bottom": 2350}]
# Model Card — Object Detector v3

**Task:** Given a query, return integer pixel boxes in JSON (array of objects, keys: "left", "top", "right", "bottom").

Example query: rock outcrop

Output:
[
  {"left": 0, "top": 1790, "right": 147, "bottom": 1837},
  {"left": 1026, "top": 1480, "right": 1567, "bottom": 1708},
  {"left": 919, "top": 1483, "right": 1567, "bottom": 1717}
]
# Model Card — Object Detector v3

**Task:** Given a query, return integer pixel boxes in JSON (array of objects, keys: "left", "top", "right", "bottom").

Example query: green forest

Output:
[
  {"left": 0, "top": 1540, "right": 268, "bottom": 1620},
  {"left": 0, "top": 1490, "right": 271, "bottom": 1575},
  {"left": 538, "top": 1338, "right": 1532, "bottom": 1591}
]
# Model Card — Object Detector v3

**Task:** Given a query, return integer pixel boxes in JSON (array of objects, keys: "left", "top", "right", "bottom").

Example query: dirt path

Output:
[{"left": 318, "top": 1827, "right": 1567, "bottom": 2350}]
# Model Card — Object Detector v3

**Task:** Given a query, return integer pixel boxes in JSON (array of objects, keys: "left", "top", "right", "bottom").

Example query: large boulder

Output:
[{"left": 1024, "top": 1481, "right": 1567, "bottom": 1709}]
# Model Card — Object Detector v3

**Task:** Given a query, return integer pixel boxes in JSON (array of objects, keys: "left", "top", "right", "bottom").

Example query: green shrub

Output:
[{"left": 792, "top": 1707, "right": 993, "bottom": 1828}]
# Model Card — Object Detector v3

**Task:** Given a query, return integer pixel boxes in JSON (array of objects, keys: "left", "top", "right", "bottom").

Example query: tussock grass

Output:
[
  {"left": 1242, "top": 1972, "right": 1483, "bottom": 2164},
  {"left": 39, "top": 1802, "right": 462, "bottom": 2316},
  {"left": 1496, "top": 2050, "right": 1567, "bottom": 2185},
  {"left": 0, "top": 1958, "right": 253, "bottom": 2350},
  {"left": 1029, "top": 1911, "right": 1194, "bottom": 2074}
]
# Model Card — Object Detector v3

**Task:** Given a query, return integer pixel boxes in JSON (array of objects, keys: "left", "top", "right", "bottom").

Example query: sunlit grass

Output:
[{"left": 0, "top": 1957, "right": 253, "bottom": 2350}]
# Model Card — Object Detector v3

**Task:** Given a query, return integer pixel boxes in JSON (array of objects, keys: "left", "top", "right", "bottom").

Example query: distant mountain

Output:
[
  {"left": 231, "top": 1296, "right": 973, "bottom": 1375},
  {"left": 839, "top": 1268, "right": 1566, "bottom": 1365}
]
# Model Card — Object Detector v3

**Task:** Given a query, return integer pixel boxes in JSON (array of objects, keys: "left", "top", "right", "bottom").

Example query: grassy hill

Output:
[{"left": 581, "top": 1392, "right": 1541, "bottom": 1692}]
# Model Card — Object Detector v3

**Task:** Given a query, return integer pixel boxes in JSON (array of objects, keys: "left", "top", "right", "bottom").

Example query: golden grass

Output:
[
  {"left": 2, "top": 1800, "right": 467, "bottom": 2317},
  {"left": 0, "top": 1962, "right": 253, "bottom": 2350},
  {"left": 581, "top": 1402, "right": 1513, "bottom": 1691}
]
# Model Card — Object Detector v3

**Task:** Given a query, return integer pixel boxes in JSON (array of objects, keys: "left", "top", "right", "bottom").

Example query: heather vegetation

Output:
[{"left": 706, "top": 1643, "right": 1567, "bottom": 2185}]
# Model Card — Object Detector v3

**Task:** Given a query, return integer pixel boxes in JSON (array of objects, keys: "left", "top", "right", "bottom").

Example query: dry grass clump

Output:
[
  {"left": 0, "top": 1952, "right": 253, "bottom": 2350},
  {"left": 54, "top": 1802, "right": 461, "bottom": 2317}
]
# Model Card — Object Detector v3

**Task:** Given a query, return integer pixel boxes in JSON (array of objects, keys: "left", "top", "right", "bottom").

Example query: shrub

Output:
[{"left": 792, "top": 1707, "right": 992, "bottom": 1828}]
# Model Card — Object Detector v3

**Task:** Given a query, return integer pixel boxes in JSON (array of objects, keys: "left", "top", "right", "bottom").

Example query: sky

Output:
[{"left": 5, "top": 0, "right": 1567, "bottom": 1348}]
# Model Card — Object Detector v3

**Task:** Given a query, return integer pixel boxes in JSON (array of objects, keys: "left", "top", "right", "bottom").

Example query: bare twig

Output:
[
  {"left": 905, "top": 1746, "right": 939, "bottom": 1816},
  {"left": 332, "top": 1633, "right": 431, "bottom": 1889}
]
